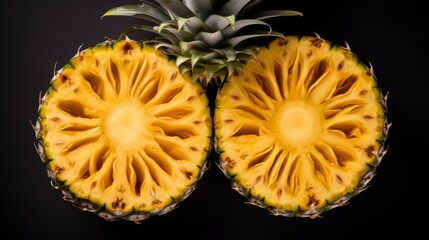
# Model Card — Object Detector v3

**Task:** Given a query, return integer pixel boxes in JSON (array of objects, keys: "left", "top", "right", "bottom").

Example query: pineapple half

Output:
[
  {"left": 34, "top": 39, "right": 212, "bottom": 222},
  {"left": 214, "top": 36, "right": 390, "bottom": 218}
]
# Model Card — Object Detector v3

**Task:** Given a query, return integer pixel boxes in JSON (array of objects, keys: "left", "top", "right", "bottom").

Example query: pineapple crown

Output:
[{"left": 103, "top": 0, "right": 302, "bottom": 85}]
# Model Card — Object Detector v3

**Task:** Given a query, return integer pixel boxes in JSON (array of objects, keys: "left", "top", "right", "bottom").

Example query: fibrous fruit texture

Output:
[
  {"left": 34, "top": 39, "right": 212, "bottom": 222},
  {"left": 214, "top": 36, "right": 389, "bottom": 218}
]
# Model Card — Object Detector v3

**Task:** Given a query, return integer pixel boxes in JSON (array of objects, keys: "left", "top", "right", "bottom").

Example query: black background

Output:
[{"left": 2, "top": 0, "right": 424, "bottom": 238}]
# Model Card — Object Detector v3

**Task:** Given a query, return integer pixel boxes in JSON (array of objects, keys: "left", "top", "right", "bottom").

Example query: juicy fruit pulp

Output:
[
  {"left": 36, "top": 40, "right": 212, "bottom": 221},
  {"left": 215, "top": 36, "right": 387, "bottom": 217}
]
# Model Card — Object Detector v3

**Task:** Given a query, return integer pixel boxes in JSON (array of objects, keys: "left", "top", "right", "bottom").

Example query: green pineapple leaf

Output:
[{"left": 102, "top": 2, "right": 170, "bottom": 24}]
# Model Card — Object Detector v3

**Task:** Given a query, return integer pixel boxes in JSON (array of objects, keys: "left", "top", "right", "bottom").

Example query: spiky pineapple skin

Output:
[{"left": 214, "top": 36, "right": 390, "bottom": 218}]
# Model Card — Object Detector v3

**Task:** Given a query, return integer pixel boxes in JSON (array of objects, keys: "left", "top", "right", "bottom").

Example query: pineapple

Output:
[
  {"left": 102, "top": 0, "right": 302, "bottom": 85},
  {"left": 214, "top": 36, "right": 390, "bottom": 218},
  {"left": 34, "top": 39, "right": 212, "bottom": 222},
  {"left": 35, "top": 0, "right": 390, "bottom": 221}
]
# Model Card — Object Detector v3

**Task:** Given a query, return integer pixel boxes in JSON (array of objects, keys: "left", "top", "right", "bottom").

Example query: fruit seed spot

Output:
[
  {"left": 363, "top": 115, "right": 374, "bottom": 119},
  {"left": 152, "top": 61, "right": 158, "bottom": 70},
  {"left": 338, "top": 61, "right": 345, "bottom": 70},
  {"left": 112, "top": 197, "right": 126, "bottom": 210},
  {"left": 152, "top": 199, "right": 162, "bottom": 205},
  {"left": 307, "top": 194, "right": 319, "bottom": 207},
  {"left": 124, "top": 59, "right": 130, "bottom": 66},
  {"left": 187, "top": 96, "right": 195, "bottom": 101},
  {"left": 365, "top": 145, "right": 375, "bottom": 157},
  {"left": 185, "top": 171, "right": 193, "bottom": 179},
  {"left": 189, "top": 146, "right": 198, "bottom": 151},
  {"left": 118, "top": 185, "right": 125, "bottom": 193},
  {"left": 59, "top": 74, "right": 70, "bottom": 83},
  {"left": 336, "top": 175, "right": 343, "bottom": 184},
  {"left": 112, "top": 199, "right": 118, "bottom": 208},
  {"left": 233, "top": 69, "right": 240, "bottom": 76},
  {"left": 282, "top": 49, "right": 287, "bottom": 58},
  {"left": 310, "top": 38, "right": 323, "bottom": 48},
  {"left": 254, "top": 175, "right": 261, "bottom": 184},
  {"left": 170, "top": 72, "right": 178, "bottom": 82},
  {"left": 51, "top": 117, "right": 60, "bottom": 122},
  {"left": 55, "top": 167, "right": 65, "bottom": 174},
  {"left": 91, "top": 181, "right": 96, "bottom": 189},
  {"left": 231, "top": 94, "right": 240, "bottom": 100},
  {"left": 360, "top": 89, "right": 368, "bottom": 95},
  {"left": 224, "top": 119, "right": 234, "bottom": 124},
  {"left": 123, "top": 42, "right": 133, "bottom": 55},
  {"left": 193, "top": 120, "right": 201, "bottom": 125},
  {"left": 277, "top": 188, "right": 283, "bottom": 198},
  {"left": 225, "top": 157, "right": 236, "bottom": 169},
  {"left": 278, "top": 38, "right": 288, "bottom": 46}
]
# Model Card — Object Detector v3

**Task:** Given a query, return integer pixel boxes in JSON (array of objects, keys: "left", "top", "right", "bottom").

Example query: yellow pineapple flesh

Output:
[
  {"left": 214, "top": 36, "right": 388, "bottom": 217},
  {"left": 35, "top": 39, "right": 212, "bottom": 222}
]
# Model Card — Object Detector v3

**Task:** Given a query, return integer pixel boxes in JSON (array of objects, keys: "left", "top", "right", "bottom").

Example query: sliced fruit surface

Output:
[
  {"left": 36, "top": 39, "right": 212, "bottom": 220},
  {"left": 215, "top": 36, "right": 388, "bottom": 217}
]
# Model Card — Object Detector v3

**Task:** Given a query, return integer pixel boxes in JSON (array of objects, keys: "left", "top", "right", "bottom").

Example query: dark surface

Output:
[{"left": 3, "top": 0, "right": 423, "bottom": 238}]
